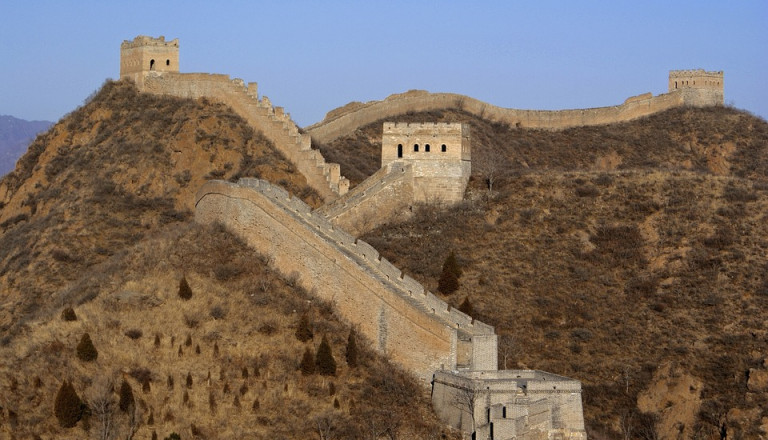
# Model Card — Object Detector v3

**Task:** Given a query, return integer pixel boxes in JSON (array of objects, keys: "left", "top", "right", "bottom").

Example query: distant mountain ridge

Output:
[{"left": 0, "top": 115, "right": 53, "bottom": 176}]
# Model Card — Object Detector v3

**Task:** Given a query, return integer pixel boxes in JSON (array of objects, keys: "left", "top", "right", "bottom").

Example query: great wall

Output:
[{"left": 121, "top": 35, "right": 724, "bottom": 439}]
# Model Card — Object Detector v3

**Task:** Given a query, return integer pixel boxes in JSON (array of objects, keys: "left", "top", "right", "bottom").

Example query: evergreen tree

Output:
[
  {"left": 295, "top": 313, "right": 313, "bottom": 342},
  {"left": 438, "top": 251, "right": 463, "bottom": 294},
  {"left": 76, "top": 333, "right": 98, "bottom": 362},
  {"left": 118, "top": 380, "right": 135, "bottom": 413},
  {"left": 299, "top": 347, "right": 315, "bottom": 376},
  {"left": 458, "top": 297, "right": 474, "bottom": 316},
  {"left": 316, "top": 335, "right": 337, "bottom": 376},
  {"left": 178, "top": 276, "right": 193, "bottom": 300},
  {"left": 61, "top": 307, "right": 77, "bottom": 321},
  {"left": 346, "top": 329, "right": 358, "bottom": 368},
  {"left": 54, "top": 380, "right": 83, "bottom": 428},
  {"left": 438, "top": 265, "right": 459, "bottom": 294}
]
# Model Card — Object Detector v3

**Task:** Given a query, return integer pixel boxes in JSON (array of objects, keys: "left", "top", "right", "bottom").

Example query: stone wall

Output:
[
  {"left": 316, "top": 163, "right": 415, "bottom": 236},
  {"left": 120, "top": 36, "right": 179, "bottom": 88},
  {"left": 195, "top": 178, "right": 495, "bottom": 383},
  {"left": 134, "top": 71, "right": 349, "bottom": 201},
  {"left": 432, "top": 370, "right": 586, "bottom": 440},
  {"left": 306, "top": 87, "right": 704, "bottom": 144}
]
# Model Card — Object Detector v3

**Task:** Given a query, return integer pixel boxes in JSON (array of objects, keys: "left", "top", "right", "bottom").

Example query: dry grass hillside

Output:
[
  {"left": 320, "top": 107, "right": 768, "bottom": 439},
  {"left": 0, "top": 80, "right": 455, "bottom": 439}
]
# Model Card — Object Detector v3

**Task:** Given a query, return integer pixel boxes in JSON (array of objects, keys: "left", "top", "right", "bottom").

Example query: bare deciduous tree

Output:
[
  {"left": 452, "top": 384, "right": 479, "bottom": 435},
  {"left": 474, "top": 148, "right": 510, "bottom": 195},
  {"left": 86, "top": 376, "right": 116, "bottom": 440}
]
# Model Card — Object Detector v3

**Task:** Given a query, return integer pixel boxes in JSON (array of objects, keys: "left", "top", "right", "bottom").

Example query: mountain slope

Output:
[
  {"left": 0, "top": 80, "right": 454, "bottom": 439},
  {"left": 0, "top": 115, "right": 52, "bottom": 177},
  {"left": 319, "top": 106, "right": 768, "bottom": 438}
]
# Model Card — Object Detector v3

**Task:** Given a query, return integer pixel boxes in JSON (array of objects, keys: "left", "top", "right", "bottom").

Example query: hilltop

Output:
[
  {"left": 318, "top": 106, "right": 768, "bottom": 438},
  {"left": 0, "top": 80, "right": 453, "bottom": 439}
]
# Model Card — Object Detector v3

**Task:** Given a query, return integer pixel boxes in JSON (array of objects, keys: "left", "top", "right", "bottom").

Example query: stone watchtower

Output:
[
  {"left": 669, "top": 69, "right": 724, "bottom": 107},
  {"left": 381, "top": 122, "right": 471, "bottom": 204},
  {"left": 120, "top": 35, "right": 179, "bottom": 87}
]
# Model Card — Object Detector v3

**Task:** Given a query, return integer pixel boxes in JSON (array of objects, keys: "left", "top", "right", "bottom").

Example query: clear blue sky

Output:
[{"left": 1, "top": 1, "right": 766, "bottom": 126}]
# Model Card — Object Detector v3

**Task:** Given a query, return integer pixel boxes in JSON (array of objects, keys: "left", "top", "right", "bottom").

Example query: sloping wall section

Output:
[
  {"left": 195, "top": 178, "right": 497, "bottom": 383},
  {"left": 139, "top": 72, "right": 349, "bottom": 201}
]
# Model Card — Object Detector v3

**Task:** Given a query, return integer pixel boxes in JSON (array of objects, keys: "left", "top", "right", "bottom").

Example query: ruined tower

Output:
[
  {"left": 120, "top": 35, "right": 179, "bottom": 87},
  {"left": 669, "top": 69, "right": 724, "bottom": 107},
  {"left": 381, "top": 122, "right": 471, "bottom": 204}
]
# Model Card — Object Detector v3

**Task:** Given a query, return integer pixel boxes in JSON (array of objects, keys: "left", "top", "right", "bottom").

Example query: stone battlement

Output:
[
  {"left": 120, "top": 35, "right": 178, "bottom": 49},
  {"left": 195, "top": 178, "right": 497, "bottom": 382}
]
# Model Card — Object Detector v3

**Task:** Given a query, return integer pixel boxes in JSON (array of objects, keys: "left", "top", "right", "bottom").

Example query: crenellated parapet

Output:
[
  {"left": 120, "top": 36, "right": 348, "bottom": 201},
  {"left": 306, "top": 69, "right": 724, "bottom": 144},
  {"left": 195, "top": 178, "right": 496, "bottom": 382}
]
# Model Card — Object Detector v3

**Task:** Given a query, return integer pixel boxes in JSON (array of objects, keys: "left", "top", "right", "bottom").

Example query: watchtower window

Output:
[
  {"left": 166, "top": 59, "right": 170, "bottom": 66},
  {"left": 441, "top": 144, "right": 447, "bottom": 152},
  {"left": 425, "top": 144, "right": 431, "bottom": 152},
  {"left": 414, "top": 144, "right": 419, "bottom": 152},
  {"left": 503, "top": 406, "right": 507, "bottom": 418},
  {"left": 397, "top": 144, "right": 403, "bottom": 158},
  {"left": 674, "top": 81, "right": 678, "bottom": 89},
  {"left": 150, "top": 59, "right": 155, "bottom": 70}
]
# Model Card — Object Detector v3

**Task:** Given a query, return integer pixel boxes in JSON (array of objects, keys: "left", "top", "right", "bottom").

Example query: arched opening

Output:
[
  {"left": 166, "top": 59, "right": 170, "bottom": 66},
  {"left": 397, "top": 144, "right": 403, "bottom": 158},
  {"left": 413, "top": 144, "right": 419, "bottom": 152},
  {"left": 441, "top": 144, "right": 447, "bottom": 152},
  {"left": 675, "top": 81, "right": 678, "bottom": 89},
  {"left": 425, "top": 144, "right": 431, "bottom": 152},
  {"left": 150, "top": 59, "right": 155, "bottom": 70}
]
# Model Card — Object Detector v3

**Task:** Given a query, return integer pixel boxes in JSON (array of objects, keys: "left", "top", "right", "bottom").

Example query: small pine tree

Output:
[
  {"left": 167, "top": 375, "right": 174, "bottom": 389},
  {"left": 295, "top": 313, "right": 313, "bottom": 342},
  {"left": 233, "top": 395, "right": 241, "bottom": 409},
  {"left": 437, "top": 254, "right": 460, "bottom": 295},
  {"left": 458, "top": 297, "right": 474, "bottom": 316},
  {"left": 61, "top": 307, "right": 77, "bottom": 321},
  {"left": 178, "top": 276, "right": 192, "bottom": 300},
  {"left": 118, "top": 380, "right": 135, "bottom": 413},
  {"left": 241, "top": 366, "right": 249, "bottom": 379},
  {"left": 444, "top": 251, "right": 463, "bottom": 278},
  {"left": 164, "top": 433, "right": 181, "bottom": 440},
  {"left": 154, "top": 333, "right": 161, "bottom": 347},
  {"left": 346, "top": 329, "right": 358, "bottom": 368},
  {"left": 253, "top": 361, "right": 260, "bottom": 377},
  {"left": 208, "top": 391, "right": 216, "bottom": 413},
  {"left": 239, "top": 383, "right": 248, "bottom": 396},
  {"left": 76, "top": 333, "right": 98, "bottom": 362},
  {"left": 315, "top": 335, "right": 337, "bottom": 376},
  {"left": 184, "top": 334, "right": 192, "bottom": 347},
  {"left": 333, "top": 397, "right": 340, "bottom": 409},
  {"left": 147, "top": 409, "right": 155, "bottom": 425},
  {"left": 252, "top": 399, "right": 260, "bottom": 411},
  {"left": 186, "top": 372, "right": 193, "bottom": 388},
  {"left": 54, "top": 380, "right": 83, "bottom": 428},
  {"left": 142, "top": 380, "right": 151, "bottom": 393},
  {"left": 195, "top": 344, "right": 201, "bottom": 354},
  {"left": 299, "top": 347, "right": 315, "bottom": 375},
  {"left": 151, "top": 430, "right": 158, "bottom": 440},
  {"left": 213, "top": 342, "right": 219, "bottom": 357}
]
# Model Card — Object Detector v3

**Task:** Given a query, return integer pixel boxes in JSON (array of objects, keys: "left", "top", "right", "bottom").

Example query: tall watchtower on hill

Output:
[
  {"left": 120, "top": 35, "right": 179, "bottom": 87},
  {"left": 382, "top": 122, "right": 471, "bottom": 203},
  {"left": 669, "top": 69, "right": 724, "bottom": 107}
]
